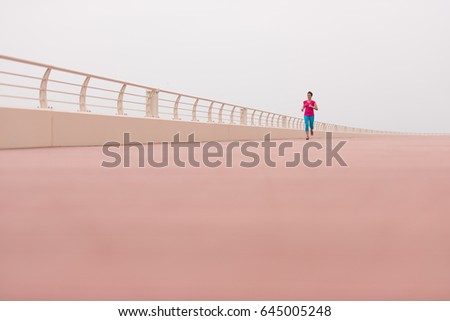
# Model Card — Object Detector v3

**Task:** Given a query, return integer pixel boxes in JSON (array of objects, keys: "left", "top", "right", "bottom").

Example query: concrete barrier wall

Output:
[{"left": 1, "top": 106, "right": 371, "bottom": 149}]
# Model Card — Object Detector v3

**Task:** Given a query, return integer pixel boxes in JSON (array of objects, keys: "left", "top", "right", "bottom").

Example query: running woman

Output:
[{"left": 301, "top": 91, "right": 318, "bottom": 140}]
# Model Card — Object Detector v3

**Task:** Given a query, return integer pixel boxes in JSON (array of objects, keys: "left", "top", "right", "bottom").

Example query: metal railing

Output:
[{"left": 0, "top": 54, "right": 401, "bottom": 135}]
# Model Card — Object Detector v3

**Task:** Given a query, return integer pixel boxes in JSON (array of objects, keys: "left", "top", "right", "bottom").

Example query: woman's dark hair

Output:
[{"left": 307, "top": 91, "right": 313, "bottom": 96}]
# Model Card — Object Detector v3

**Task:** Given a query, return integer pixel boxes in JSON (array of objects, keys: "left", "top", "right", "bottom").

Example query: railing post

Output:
[
  {"left": 145, "top": 89, "right": 159, "bottom": 118},
  {"left": 282, "top": 116, "right": 287, "bottom": 128},
  {"left": 191, "top": 98, "right": 199, "bottom": 121},
  {"left": 240, "top": 107, "right": 247, "bottom": 125},
  {"left": 207, "top": 101, "right": 214, "bottom": 122},
  {"left": 230, "top": 106, "right": 236, "bottom": 124},
  {"left": 79, "top": 76, "right": 90, "bottom": 112},
  {"left": 173, "top": 95, "right": 182, "bottom": 120},
  {"left": 39, "top": 68, "right": 51, "bottom": 109},
  {"left": 259, "top": 111, "right": 263, "bottom": 126},
  {"left": 117, "top": 84, "right": 126, "bottom": 115},
  {"left": 250, "top": 109, "right": 256, "bottom": 126},
  {"left": 218, "top": 103, "right": 225, "bottom": 123}
]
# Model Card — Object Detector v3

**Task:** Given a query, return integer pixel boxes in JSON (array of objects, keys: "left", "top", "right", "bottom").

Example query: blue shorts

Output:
[{"left": 304, "top": 115, "right": 314, "bottom": 132}]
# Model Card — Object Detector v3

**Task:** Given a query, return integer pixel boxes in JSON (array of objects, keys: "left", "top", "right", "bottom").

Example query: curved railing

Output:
[{"left": 0, "top": 54, "right": 404, "bottom": 135}]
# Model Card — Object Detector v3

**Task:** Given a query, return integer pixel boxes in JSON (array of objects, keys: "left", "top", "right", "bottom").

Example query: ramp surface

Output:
[{"left": 1, "top": 135, "right": 449, "bottom": 300}]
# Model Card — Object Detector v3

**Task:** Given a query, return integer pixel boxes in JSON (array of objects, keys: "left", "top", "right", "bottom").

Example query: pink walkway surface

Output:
[{"left": 1, "top": 135, "right": 450, "bottom": 300}]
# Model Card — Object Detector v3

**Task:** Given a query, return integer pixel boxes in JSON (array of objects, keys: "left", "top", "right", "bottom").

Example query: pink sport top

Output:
[{"left": 303, "top": 100, "right": 316, "bottom": 116}]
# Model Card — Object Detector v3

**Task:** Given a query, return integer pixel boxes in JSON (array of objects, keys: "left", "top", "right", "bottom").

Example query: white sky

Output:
[{"left": 1, "top": 0, "right": 449, "bottom": 133}]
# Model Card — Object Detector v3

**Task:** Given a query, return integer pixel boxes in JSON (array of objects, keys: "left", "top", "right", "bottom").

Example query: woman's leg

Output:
[
  {"left": 304, "top": 116, "right": 310, "bottom": 139},
  {"left": 310, "top": 116, "right": 315, "bottom": 135}
]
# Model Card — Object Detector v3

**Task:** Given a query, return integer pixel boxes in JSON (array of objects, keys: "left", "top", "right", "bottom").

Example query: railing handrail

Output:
[
  {"left": 0, "top": 54, "right": 428, "bottom": 135},
  {"left": 0, "top": 54, "right": 293, "bottom": 118}
]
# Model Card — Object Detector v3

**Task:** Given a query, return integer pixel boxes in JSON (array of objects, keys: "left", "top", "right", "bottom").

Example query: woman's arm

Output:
[{"left": 313, "top": 103, "right": 318, "bottom": 110}]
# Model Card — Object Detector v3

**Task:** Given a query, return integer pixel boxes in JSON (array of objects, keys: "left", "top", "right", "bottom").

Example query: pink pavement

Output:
[{"left": 1, "top": 135, "right": 450, "bottom": 300}]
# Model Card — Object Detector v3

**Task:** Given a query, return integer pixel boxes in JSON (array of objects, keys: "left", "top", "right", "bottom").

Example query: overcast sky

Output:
[{"left": 1, "top": 0, "right": 449, "bottom": 133}]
